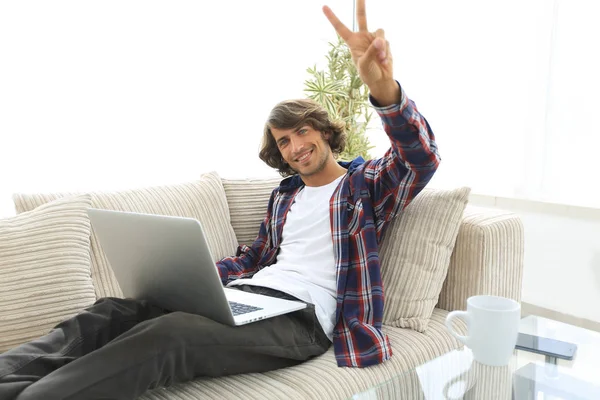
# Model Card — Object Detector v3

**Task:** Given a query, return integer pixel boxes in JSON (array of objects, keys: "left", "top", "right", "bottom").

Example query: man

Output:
[{"left": 0, "top": 1, "right": 440, "bottom": 399}]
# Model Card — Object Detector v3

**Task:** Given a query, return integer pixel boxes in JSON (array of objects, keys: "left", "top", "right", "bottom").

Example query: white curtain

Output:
[
  {"left": 368, "top": 0, "right": 599, "bottom": 209},
  {"left": 537, "top": 0, "right": 599, "bottom": 208},
  {"left": 1, "top": 0, "right": 598, "bottom": 219}
]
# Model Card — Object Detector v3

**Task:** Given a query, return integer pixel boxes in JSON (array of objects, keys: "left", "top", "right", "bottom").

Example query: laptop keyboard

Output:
[{"left": 229, "top": 301, "right": 263, "bottom": 316}]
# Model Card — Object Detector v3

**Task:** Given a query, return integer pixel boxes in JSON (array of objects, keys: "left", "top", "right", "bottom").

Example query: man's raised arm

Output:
[{"left": 323, "top": 0, "right": 441, "bottom": 225}]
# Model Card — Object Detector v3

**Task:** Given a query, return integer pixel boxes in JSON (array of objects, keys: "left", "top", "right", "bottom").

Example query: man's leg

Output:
[
  {"left": 17, "top": 286, "right": 331, "bottom": 400},
  {"left": 0, "top": 297, "right": 167, "bottom": 399}
]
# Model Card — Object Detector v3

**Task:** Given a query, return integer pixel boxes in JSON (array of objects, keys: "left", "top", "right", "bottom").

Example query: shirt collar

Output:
[{"left": 278, "top": 156, "right": 365, "bottom": 193}]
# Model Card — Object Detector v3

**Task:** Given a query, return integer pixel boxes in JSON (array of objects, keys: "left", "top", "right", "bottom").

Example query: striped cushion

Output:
[
  {"left": 13, "top": 172, "right": 239, "bottom": 299},
  {"left": 222, "top": 177, "right": 281, "bottom": 246},
  {"left": 139, "top": 308, "right": 467, "bottom": 400},
  {"left": 0, "top": 195, "right": 96, "bottom": 353},
  {"left": 379, "top": 187, "right": 471, "bottom": 331},
  {"left": 223, "top": 179, "right": 470, "bottom": 331}
]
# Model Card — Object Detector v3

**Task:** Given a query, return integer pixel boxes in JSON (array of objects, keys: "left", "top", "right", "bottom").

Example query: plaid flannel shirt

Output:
[{"left": 216, "top": 83, "right": 440, "bottom": 367}]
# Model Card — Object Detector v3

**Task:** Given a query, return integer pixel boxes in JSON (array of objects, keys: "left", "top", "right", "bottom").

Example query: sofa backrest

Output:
[{"left": 13, "top": 172, "right": 240, "bottom": 299}]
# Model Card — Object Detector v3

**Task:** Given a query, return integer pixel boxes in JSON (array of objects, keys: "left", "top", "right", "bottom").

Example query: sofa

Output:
[{"left": 0, "top": 171, "right": 524, "bottom": 399}]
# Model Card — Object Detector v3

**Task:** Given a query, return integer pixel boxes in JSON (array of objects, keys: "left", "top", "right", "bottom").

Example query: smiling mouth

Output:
[{"left": 295, "top": 150, "right": 313, "bottom": 163}]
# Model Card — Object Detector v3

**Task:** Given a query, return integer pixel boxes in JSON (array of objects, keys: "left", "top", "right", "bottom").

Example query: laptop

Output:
[{"left": 87, "top": 208, "right": 306, "bottom": 326}]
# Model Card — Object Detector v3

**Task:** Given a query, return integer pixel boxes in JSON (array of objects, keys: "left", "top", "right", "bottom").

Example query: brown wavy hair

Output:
[{"left": 259, "top": 99, "right": 346, "bottom": 177}]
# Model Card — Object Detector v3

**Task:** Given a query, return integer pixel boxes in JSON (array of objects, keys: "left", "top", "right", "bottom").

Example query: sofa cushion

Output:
[
  {"left": 379, "top": 187, "right": 470, "bottom": 331},
  {"left": 0, "top": 195, "right": 96, "bottom": 353},
  {"left": 222, "top": 177, "right": 282, "bottom": 245},
  {"left": 138, "top": 308, "right": 467, "bottom": 400},
  {"left": 13, "top": 172, "right": 239, "bottom": 299}
]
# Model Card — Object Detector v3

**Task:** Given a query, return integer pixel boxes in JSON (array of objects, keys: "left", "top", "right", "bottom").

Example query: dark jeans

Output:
[{"left": 0, "top": 285, "right": 330, "bottom": 400}]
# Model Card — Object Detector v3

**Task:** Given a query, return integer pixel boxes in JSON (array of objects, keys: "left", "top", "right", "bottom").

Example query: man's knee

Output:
[
  {"left": 137, "top": 312, "right": 213, "bottom": 345},
  {"left": 149, "top": 312, "right": 198, "bottom": 333}
]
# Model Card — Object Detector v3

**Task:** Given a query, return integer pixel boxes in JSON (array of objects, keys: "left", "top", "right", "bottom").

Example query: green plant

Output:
[{"left": 304, "top": 35, "right": 374, "bottom": 161}]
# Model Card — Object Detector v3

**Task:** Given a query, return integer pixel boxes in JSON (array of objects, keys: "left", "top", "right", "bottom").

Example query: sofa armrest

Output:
[{"left": 436, "top": 205, "right": 524, "bottom": 312}]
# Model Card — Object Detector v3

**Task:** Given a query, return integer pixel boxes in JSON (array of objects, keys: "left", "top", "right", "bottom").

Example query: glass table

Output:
[{"left": 351, "top": 315, "right": 600, "bottom": 399}]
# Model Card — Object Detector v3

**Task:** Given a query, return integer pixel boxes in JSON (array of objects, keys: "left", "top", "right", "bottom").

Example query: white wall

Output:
[
  {"left": 0, "top": 0, "right": 352, "bottom": 219},
  {"left": 469, "top": 195, "right": 600, "bottom": 324}
]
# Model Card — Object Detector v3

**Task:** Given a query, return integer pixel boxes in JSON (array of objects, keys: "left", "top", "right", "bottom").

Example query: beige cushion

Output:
[
  {"left": 379, "top": 187, "right": 471, "bottom": 331},
  {"left": 13, "top": 172, "right": 239, "bottom": 299},
  {"left": 139, "top": 308, "right": 467, "bottom": 400},
  {"left": 0, "top": 195, "right": 96, "bottom": 353},
  {"left": 222, "top": 177, "right": 281, "bottom": 245}
]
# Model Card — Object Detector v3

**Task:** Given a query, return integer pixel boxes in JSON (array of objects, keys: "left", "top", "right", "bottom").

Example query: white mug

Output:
[{"left": 445, "top": 295, "right": 521, "bottom": 366}]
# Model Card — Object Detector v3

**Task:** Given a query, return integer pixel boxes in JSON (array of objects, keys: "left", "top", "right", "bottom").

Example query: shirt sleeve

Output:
[
  {"left": 363, "top": 81, "right": 441, "bottom": 226},
  {"left": 215, "top": 189, "right": 276, "bottom": 285}
]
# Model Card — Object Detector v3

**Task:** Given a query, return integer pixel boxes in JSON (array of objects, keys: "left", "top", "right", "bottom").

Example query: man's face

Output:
[{"left": 271, "top": 125, "right": 332, "bottom": 178}]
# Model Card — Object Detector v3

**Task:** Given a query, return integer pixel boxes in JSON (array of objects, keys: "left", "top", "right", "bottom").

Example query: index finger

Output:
[
  {"left": 322, "top": 6, "right": 352, "bottom": 41},
  {"left": 356, "top": 0, "right": 368, "bottom": 32}
]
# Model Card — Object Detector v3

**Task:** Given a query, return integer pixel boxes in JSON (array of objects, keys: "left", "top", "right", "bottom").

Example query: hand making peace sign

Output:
[{"left": 323, "top": 0, "right": 398, "bottom": 105}]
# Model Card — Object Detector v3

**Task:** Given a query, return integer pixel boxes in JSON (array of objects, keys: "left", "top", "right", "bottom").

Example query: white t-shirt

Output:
[{"left": 227, "top": 175, "right": 343, "bottom": 341}]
